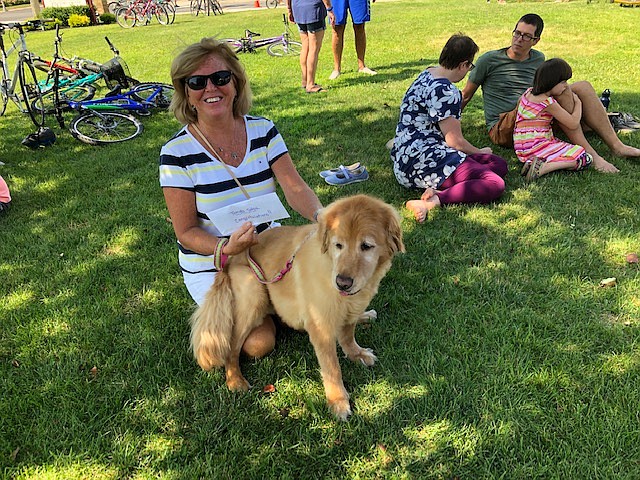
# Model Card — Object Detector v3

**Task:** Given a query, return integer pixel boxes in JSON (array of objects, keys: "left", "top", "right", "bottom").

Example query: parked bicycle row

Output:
[
  {"left": 0, "top": 20, "right": 174, "bottom": 146},
  {"left": 108, "top": 0, "right": 177, "bottom": 28},
  {"left": 1, "top": 14, "right": 302, "bottom": 146},
  {"left": 107, "top": 0, "right": 224, "bottom": 27}
]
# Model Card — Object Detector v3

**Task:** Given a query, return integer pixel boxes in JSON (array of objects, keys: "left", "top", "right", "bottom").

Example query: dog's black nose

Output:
[{"left": 336, "top": 275, "right": 353, "bottom": 291}]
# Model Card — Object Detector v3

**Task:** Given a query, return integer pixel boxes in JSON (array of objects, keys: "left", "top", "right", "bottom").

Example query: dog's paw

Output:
[
  {"left": 226, "top": 375, "right": 251, "bottom": 392},
  {"left": 346, "top": 347, "right": 377, "bottom": 366},
  {"left": 357, "top": 309, "right": 377, "bottom": 324},
  {"left": 328, "top": 398, "right": 352, "bottom": 421}
]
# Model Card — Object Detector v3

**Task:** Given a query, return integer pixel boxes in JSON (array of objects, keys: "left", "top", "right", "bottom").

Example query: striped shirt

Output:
[
  {"left": 514, "top": 88, "right": 585, "bottom": 164},
  {"left": 159, "top": 115, "right": 287, "bottom": 275}
]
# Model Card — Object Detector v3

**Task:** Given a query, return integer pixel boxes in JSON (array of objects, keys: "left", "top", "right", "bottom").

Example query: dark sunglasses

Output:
[{"left": 184, "top": 70, "right": 233, "bottom": 90}]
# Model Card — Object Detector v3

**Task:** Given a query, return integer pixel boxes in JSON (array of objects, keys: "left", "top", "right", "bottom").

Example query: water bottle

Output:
[{"left": 600, "top": 89, "right": 611, "bottom": 110}]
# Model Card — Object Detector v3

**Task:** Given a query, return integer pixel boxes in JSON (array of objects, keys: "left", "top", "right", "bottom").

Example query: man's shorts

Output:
[
  {"left": 488, "top": 107, "right": 517, "bottom": 148},
  {"left": 298, "top": 19, "right": 326, "bottom": 34},
  {"left": 333, "top": 0, "right": 371, "bottom": 25}
]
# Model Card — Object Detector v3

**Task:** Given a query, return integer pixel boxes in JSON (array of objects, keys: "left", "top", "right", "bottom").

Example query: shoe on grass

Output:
[
  {"left": 319, "top": 162, "right": 362, "bottom": 178},
  {"left": 324, "top": 165, "right": 369, "bottom": 186}
]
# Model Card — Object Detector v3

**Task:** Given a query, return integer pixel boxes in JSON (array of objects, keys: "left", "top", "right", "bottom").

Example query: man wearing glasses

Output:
[{"left": 462, "top": 13, "right": 640, "bottom": 173}]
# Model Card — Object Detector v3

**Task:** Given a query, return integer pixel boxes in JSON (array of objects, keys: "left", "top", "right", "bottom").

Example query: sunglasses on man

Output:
[{"left": 184, "top": 70, "right": 233, "bottom": 90}]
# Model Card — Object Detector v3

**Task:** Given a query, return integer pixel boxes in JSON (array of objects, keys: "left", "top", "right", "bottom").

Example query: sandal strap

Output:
[{"left": 574, "top": 152, "right": 593, "bottom": 172}]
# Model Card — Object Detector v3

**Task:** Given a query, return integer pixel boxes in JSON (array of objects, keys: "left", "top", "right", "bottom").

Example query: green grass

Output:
[{"left": 2, "top": 1, "right": 640, "bottom": 478}]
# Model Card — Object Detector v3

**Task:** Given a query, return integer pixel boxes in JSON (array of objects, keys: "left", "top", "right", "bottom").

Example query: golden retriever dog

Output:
[{"left": 190, "top": 194, "right": 405, "bottom": 420}]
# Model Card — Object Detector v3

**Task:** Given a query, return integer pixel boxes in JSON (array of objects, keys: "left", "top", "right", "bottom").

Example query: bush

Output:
[
  {"left": 41, "top": 5, "right": 91, "bottom": 26},
  {"left": 68, "top": 13, "right": 91, "bottom": 27},
  {"left": 98, "top": 12, "right": 116, "bottom": 24}
]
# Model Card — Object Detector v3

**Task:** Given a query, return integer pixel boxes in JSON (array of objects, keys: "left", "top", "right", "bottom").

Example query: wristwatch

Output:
[{"left": 326, "top": 5, "right": 333, "bottom": 11}]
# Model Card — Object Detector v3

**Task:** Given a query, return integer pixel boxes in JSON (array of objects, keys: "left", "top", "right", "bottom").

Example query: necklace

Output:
[
  {"left": 217, "top": 146, "right": 240, "bottom": 161},
  {"left": 193, "top": 120, "right": 244, "bottom": 165}
]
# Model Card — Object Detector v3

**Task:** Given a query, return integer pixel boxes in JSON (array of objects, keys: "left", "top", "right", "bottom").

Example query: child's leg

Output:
[
  {"left": 536, "top": 152, "right": 592, "bottom": 176},
  {"left": 437, "top": 158, "right": 506, "bottom": 205}
]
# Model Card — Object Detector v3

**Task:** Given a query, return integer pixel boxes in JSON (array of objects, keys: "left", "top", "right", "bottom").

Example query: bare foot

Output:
[
  {"left": 420, "top": 187, "right": 437, "bottom": 202},
  {"left": 592, "top": 155, "right": 620, "bottom": 173},
  {"left": 405, "top": 200, "right": 429, "bottom": 223},
  {"left": 613, "top": 145, "right": 640, "bottom": 158},
  {"left": 358, "top": 67, "right": 377, "bottom": 75},
  {"left": 407, "top": 189, "right": 441, "bottom": 223}
]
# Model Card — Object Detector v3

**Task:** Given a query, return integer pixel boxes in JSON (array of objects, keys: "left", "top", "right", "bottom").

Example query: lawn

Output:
[{"left": 1, "top": 0, "right": 640, "bottom": 478}]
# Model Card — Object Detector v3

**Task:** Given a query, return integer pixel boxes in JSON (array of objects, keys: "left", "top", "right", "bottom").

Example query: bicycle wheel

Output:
[
  {"left": 190, "top": 0, "right": 200, "bottom": 15},
  {"left": 267, "top": 40, "right": 302, "bottom": 57},
  {"left": 69, "top": 111, "right": 143, "bottom": 145},
  {"left": 116, "top": 7, "right": 138, "bottom": 28},
  {"left": 108, "top": 0, "right": 124, "bottom": 13},
  {"left": 162, "top": 1, "right": 176, "bottom": 23},
  {"left": 265, "top": 0, "right": 277, "bottom": 7},
  {"left": 33, "top": 85, "right": 96, "bottom": 114},
  {"left": 154, "top": 4, "right": 170, "bottom": 24},
  {"left": 1, "top": 61, "right": 8, "bottom": 116},
  {"left": 222, "top": 39, "right": 243, "bottom": 53},
  {"left": 18, "top": 57, "right": 45, "bottom": 128},
  {"left": 130, "top": 82, "right": 174, "bottom": 108}
]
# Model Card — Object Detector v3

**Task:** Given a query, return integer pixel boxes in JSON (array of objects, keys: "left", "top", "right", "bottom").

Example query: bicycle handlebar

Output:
[
  {"left": 104, "top": 36, "right": 120, "bottom": 56},
  {"left": 0, "top": 19, "right": 52, "bottom": 32}
]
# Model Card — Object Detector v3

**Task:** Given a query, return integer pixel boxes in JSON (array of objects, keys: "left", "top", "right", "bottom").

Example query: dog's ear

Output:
[
  {"left": 386, "top": 207, "right": 406, "bottom": 254},
  {"left": 317, "top": 207, "right": 333, "bottom": 254}
]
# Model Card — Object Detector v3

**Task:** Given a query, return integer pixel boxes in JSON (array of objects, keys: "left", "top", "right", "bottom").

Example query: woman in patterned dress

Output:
[
  {"left": 514, "top": 58, "right": 593, "bottom": 181},
  {"left": 391, "top": 34, "right": 508, "bottom": 222},
  {"left": 160, "top": 38, "right": 322, "bottom": 357}
]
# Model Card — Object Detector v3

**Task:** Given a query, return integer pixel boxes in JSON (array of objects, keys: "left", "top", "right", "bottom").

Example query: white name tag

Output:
[{"left": 206, "top": 192, "right": 290, "bottom": 235}]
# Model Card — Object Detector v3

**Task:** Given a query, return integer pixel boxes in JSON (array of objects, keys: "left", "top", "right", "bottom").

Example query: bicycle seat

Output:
[{"left": 245, "top": 29, "right": 260, "bottom": 37}]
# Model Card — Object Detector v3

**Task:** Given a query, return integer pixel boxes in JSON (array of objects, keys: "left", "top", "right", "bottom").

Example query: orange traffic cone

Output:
[{"left": 254, "top": 0, "right": 260, "bottom": 6}]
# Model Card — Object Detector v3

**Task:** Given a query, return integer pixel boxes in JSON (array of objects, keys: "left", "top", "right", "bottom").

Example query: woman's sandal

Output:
[
  {"left": 524, "top": 157, "right": 544, "bottom": 183},
  {"left": 574, "top": 152, "right": 593, "bottom": 172}
]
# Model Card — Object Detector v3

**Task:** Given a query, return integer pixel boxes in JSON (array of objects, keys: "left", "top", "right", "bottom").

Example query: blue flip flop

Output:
[
  {"left": 324, "top": 165, "right": 369, "bottom": 186},
  {"left": 319, "top": 162, "right": 362, "bottom": 178}
]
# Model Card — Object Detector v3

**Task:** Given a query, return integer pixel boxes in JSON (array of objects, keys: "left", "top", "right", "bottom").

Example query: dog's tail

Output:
[{"left": 189, "top": 271, "right": 235, "bottom": 371}]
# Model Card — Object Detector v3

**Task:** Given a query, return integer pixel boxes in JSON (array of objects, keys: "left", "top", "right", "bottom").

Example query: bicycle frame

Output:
[{"left": 67, "top": 84, "right": 166, "bottom": 114}]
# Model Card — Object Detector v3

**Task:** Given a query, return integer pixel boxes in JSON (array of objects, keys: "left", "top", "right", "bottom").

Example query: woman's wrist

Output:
[{"left": 214, "top": 237, "right": 229, "bottom": 270}]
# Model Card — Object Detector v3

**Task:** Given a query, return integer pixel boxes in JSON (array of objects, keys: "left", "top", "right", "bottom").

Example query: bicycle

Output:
[
  {"left": 66, "top": 82, "right": 174, "bottom": 145},
  {"left": 0, "top": 20, "right": 46, "bottom": 128},
  {"left": 33, "top": 33, "right": 138, "bottom": 120},
  {"left": 190, "top": 0, "right": 223, "bottom": 16},
  {"left": 265, "top": 0, "right": 282, "bottom": 8},
  {"left": 223, "top": 14, "right": 302, "bottom": 57}
]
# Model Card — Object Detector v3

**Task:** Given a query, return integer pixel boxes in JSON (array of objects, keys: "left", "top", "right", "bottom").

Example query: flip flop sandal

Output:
[
  {"left": 525, "top": 157, "right": 544, "bottom": 183},
  {"left": 319, "top": 162, "right": 362, "bottom": 178},
  {"left": 574, "top": 152, "right": 593, "bottom": 172}
]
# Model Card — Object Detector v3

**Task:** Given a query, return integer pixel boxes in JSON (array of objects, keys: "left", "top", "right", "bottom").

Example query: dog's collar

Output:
[{"left": 247, "top": 227, "right": 317, "bottom": 284}]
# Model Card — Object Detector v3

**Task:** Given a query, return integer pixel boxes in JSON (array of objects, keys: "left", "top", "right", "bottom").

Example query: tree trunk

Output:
[{"left": 30, "top": 0, "right": 41, "bottom": 17}]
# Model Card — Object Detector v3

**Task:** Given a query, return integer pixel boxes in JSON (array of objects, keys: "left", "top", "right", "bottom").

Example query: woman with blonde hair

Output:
[{"left": 160, "top": 38, "right": 322, "bottom": 357}]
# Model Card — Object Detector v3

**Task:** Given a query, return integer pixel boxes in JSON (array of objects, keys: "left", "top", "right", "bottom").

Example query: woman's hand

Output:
[
  {"left": 224, "top": 222, "right": 259, "bottom": 255},
  {"left": 477, "top": 146, "right": 493, "bottom": 154}
]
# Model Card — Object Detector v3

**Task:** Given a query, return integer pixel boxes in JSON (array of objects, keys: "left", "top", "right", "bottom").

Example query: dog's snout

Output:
[{"left": 336, "top": 275, "right": 354, "bottom": 291}]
